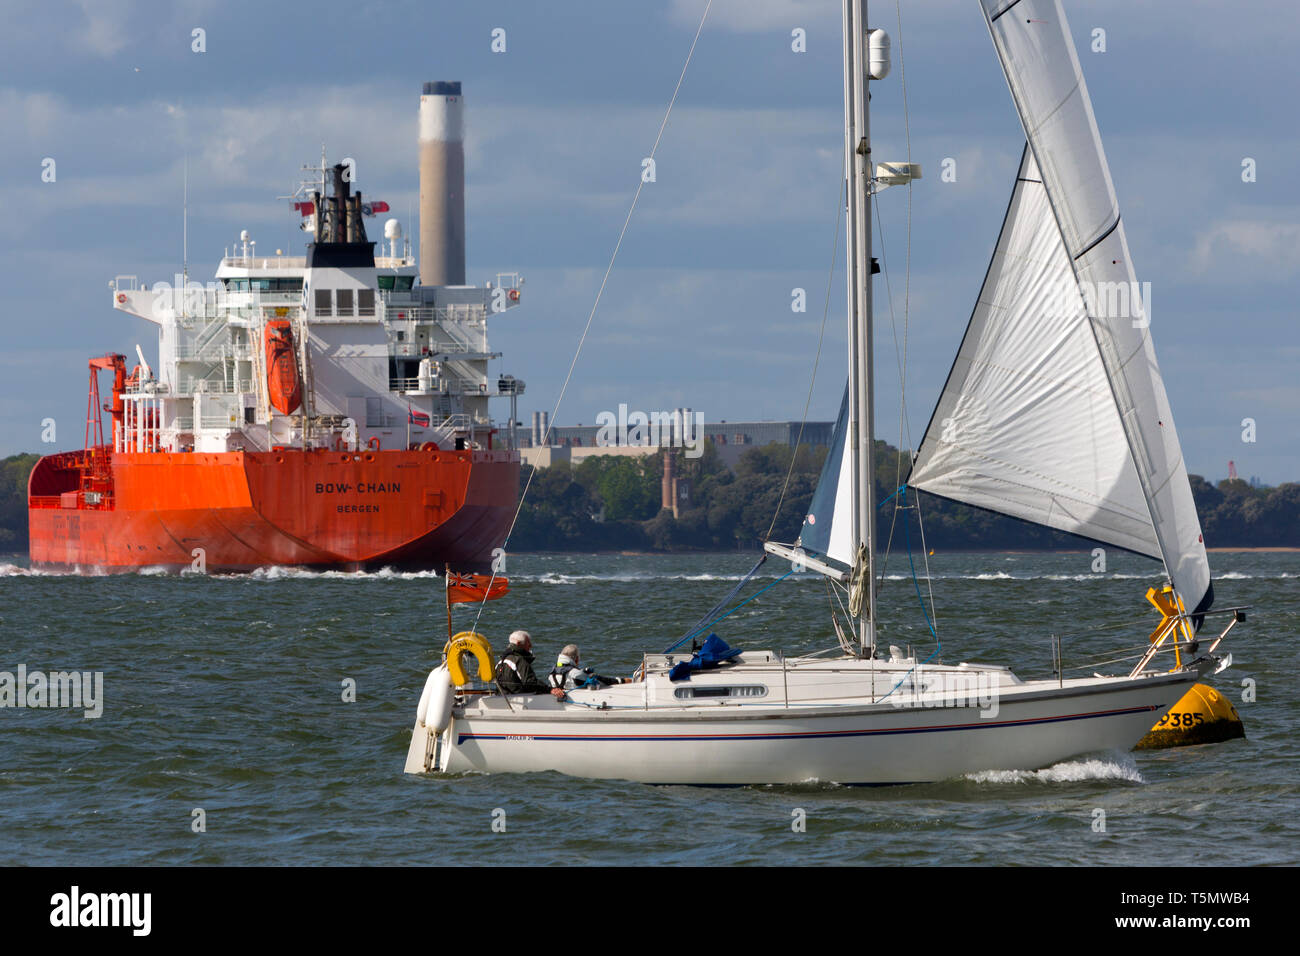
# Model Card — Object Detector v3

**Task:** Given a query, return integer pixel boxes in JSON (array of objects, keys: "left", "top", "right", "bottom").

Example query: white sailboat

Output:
[{"left": 404, "top": 0, "right": 1243, "bottom": 786}]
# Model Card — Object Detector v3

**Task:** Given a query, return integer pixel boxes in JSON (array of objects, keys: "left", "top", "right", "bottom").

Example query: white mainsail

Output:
[{"left": 909, "top": 0, "right": 1211, "bottom": 616}]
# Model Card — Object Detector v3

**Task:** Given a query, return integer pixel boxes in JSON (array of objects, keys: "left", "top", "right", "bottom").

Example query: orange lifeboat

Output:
[{"left": 264, "top": 320, "right": 302, "bottom": 415}]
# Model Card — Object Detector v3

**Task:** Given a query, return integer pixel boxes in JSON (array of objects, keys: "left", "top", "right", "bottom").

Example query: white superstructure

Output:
[{"left": 104, "top": 82, "right": 525, "bottom": 457}]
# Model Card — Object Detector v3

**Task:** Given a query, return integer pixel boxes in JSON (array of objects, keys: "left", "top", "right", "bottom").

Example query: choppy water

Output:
[{"left": 0, "top": 549, "right": 1294, "bottom": 866}]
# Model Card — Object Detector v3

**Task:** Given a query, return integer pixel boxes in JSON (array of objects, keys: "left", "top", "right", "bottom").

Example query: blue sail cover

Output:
[
  {"left": 797, "top": 382, "right": 851, "bottom": 565},
  {"left": 668, "top": 634, "right": 744, "bottom": 682}
]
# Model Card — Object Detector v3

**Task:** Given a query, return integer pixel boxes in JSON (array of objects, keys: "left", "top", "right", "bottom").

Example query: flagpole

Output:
[{"left": 444, "top": 562, "right": 453, "bottom": 641}]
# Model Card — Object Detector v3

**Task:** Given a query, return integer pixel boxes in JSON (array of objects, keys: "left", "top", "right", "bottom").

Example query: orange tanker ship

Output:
[{"left": 29, "top": 81, "right": 525, "bottom": 572}]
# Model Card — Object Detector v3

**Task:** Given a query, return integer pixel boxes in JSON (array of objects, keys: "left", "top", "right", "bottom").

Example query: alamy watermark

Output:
[
  {"left": 1047, "top": 277, "right": 1152, "bottom": 329},
  {"left": 886, "top": 664, "right": 1000, "bottom": 718},
  {"left": 0, "top": 666, "right": 103, "bottom": 718},
  {"left": 594, "top": 404, "right": 705, "bottom": 459}
]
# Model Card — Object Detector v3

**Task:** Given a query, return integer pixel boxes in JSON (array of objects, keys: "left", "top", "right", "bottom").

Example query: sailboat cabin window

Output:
[{"left": 673, "top": 685, "right": 767, "bottom": 700}]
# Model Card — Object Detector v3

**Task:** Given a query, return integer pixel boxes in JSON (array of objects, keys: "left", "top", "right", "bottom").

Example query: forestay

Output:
[{"left": 909, "top": 0, "right": 1211, "bottom": 616}]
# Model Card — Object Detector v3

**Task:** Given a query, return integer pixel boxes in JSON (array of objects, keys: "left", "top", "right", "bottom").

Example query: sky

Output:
[{"left": 2, "top": 0, "right": 1297, "bottom": 484}]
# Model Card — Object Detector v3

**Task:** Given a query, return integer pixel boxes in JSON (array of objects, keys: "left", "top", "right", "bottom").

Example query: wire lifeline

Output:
[{"left": 464, "top": 1, "right": 714, "bottom": 639}]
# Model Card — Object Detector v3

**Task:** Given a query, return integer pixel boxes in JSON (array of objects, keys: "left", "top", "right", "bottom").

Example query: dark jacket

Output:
[{"left": 494, "top": 646, "right": 551, "bottom": 694}]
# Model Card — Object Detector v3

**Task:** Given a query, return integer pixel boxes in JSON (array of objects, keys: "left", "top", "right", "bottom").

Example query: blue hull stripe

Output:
[{"left": 457, "top": 703, "right": 1160, "bottom": 745}]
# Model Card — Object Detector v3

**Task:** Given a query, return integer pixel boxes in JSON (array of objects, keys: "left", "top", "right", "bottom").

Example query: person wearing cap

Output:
[
  {"left": 548, "top": 644, "right": 629, "bottom": 693},
  {"left": 494, "top": 631, "right": 561, "bottom": 696}
]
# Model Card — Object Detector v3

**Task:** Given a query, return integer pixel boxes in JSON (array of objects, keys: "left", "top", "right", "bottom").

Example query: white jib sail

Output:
[
  {"left": 798, "top": 383, "right": 855, "bottom": 567},
  {"left": 911, "top": 0, "right": 1211, "bottom": 613}
]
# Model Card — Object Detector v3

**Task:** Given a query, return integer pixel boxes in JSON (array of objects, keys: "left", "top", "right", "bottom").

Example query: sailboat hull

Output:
[{"left": 407, "top": 665, "right": 1200, "bottom": 785}]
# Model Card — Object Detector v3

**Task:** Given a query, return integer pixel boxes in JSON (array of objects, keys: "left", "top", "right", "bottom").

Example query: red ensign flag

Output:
[{"left": 446, "top": 572, "right": 508, "bottom": 604}]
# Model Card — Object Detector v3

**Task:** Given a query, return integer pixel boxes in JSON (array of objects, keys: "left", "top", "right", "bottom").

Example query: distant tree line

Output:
[
  {"left": 0, "top": 448, "right": 1296, "bottom": 554},
  {"left": 0, "top": 454, "right": 39, "bottom": 550},
  {"left": 507, "top": 442, "right": 1300, "bottom": 553}
]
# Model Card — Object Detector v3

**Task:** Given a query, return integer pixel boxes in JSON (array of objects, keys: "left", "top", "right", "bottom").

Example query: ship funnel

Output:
[{"left": 419, "top": 81, "right": 466, "bottom": 287}]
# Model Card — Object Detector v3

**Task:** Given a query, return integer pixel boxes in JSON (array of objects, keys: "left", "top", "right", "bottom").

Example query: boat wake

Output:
[
  {"left": 243, "top": 566, "right": 441, "bottom": 581},
  {"left": 963, "top": 755, "right": 1143, "bottom": 786}
]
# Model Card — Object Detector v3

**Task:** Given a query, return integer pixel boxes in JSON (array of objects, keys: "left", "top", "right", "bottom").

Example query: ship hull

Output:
[{"left": 28, "top": 448, "right": 518, "bottom": 572}]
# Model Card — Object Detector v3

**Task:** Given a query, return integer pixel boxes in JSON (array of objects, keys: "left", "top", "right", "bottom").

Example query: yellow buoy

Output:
[{"left": 1135, "top": 683, "right": 1245, "bottom": 750}]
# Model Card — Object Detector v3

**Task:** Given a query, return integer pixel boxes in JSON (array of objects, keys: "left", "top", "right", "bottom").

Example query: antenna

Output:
[{"left": 182, "top": 154, "right": 189, "bottom": 319}]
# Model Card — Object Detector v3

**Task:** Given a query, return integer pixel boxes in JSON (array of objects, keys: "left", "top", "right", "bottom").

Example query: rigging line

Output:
[
  {"left": 874, "top": 198, "right": 903, "bottom": 581},
  {"left": 667, "top": 553, "right": 766, "bottom": 652},
  {"left": 663, "top": 567, "right": 796, "bottom": 655},
  {"left": 876, "top": 488, "right": 939, "bottom": 703},
  {"left": 880, "top": 0, "right": 917, "bottom": 580},
  {"left": 893, "top": 0, "right": 937, "bottom": 631},
  {"left": 914, "top": 488, "right": 939, "bottom": 637},
  {"left": 466, "top": 0, "right": 713, "bottom": 635},
  {"left": 764, "top": 178, "right": 844, "bottom": 542}
]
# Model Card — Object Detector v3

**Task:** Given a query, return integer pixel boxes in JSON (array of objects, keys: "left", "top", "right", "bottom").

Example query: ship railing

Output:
[
  {"left": 29, "top": 495, "right": 64, "bottom": 509},
  {"left": 112, "top": 275, "right": 141, "bottom": 292},
  {"left": 174, "top": 342, "right": 252, "bottom": 360},
  {"left": 220, "top": 256, "right": 308, "bottom": 270},
  {"left": 390, "top": 377, "right": 449, "bottom": 394},
  {"left": 377, "top": 301, "right": 488, "bottom": 325},
  {"left": 173, "top": 291, "right": 300, "bottom": 327},
  {"left": 174, "top": 379, "right": 253, "bottom": 396},
  {"left": 200, "top": 415, "right": 238, "bottom": 429},
  {"left": 390, "top": 342, "right": 478, "bottom": 358}
]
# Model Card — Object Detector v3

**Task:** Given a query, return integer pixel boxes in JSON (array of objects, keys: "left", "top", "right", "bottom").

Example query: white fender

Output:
[{"left": 416, "top": 663, "right": 452, "bottom": 728}]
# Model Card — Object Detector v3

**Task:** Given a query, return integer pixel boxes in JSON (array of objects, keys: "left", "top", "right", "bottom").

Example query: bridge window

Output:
[{"left": 314, "top": 289, "right": 332, "bottom": 316}]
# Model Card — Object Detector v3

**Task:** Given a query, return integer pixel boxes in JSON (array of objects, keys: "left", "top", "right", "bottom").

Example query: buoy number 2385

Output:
[{"left": 1156, "top": 712, "right": 1205, "bottom": 728}]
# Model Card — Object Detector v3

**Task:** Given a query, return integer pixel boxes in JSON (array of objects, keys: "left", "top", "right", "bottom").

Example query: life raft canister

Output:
[{"left": 263, "top": 319, "right": 302, "bottom": 415}]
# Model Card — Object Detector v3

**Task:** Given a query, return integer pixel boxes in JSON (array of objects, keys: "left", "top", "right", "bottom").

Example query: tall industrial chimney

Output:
[{"left": 419, "top": 81, "right": 466, "bottom": 287}]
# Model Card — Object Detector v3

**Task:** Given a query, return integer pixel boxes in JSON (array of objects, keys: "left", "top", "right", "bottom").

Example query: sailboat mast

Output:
[{"left": 843, "top": 0, "right": 878, "bottom": 654}]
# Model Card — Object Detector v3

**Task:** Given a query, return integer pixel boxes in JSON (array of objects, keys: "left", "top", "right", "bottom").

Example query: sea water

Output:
[{"left": 0, "top": 549, "right": 1294, "bottom": 865}]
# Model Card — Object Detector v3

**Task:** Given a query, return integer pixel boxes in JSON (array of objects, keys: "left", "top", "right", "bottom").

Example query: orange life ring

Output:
[
  {"left": 420, "top": 441, "right": 438, "bottom": 451},
  {"left": 368, "top": 437, "right": 381, "bottom": 450},
  {"left": 507, "top": 289, "right": 520, "bottom": 302},
  {"left": 116, "top": 293, "right": 127, "bottom": 304}
]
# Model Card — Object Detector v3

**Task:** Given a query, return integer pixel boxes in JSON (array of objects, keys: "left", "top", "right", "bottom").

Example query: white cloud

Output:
[{"left": 1191, "top": 220, "right": 1300, "bottom": 277}]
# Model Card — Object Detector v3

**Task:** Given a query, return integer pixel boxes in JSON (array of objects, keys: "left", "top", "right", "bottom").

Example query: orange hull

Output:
[{"left": 28, "top": 447, "right": 518, "bottom": 572}]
